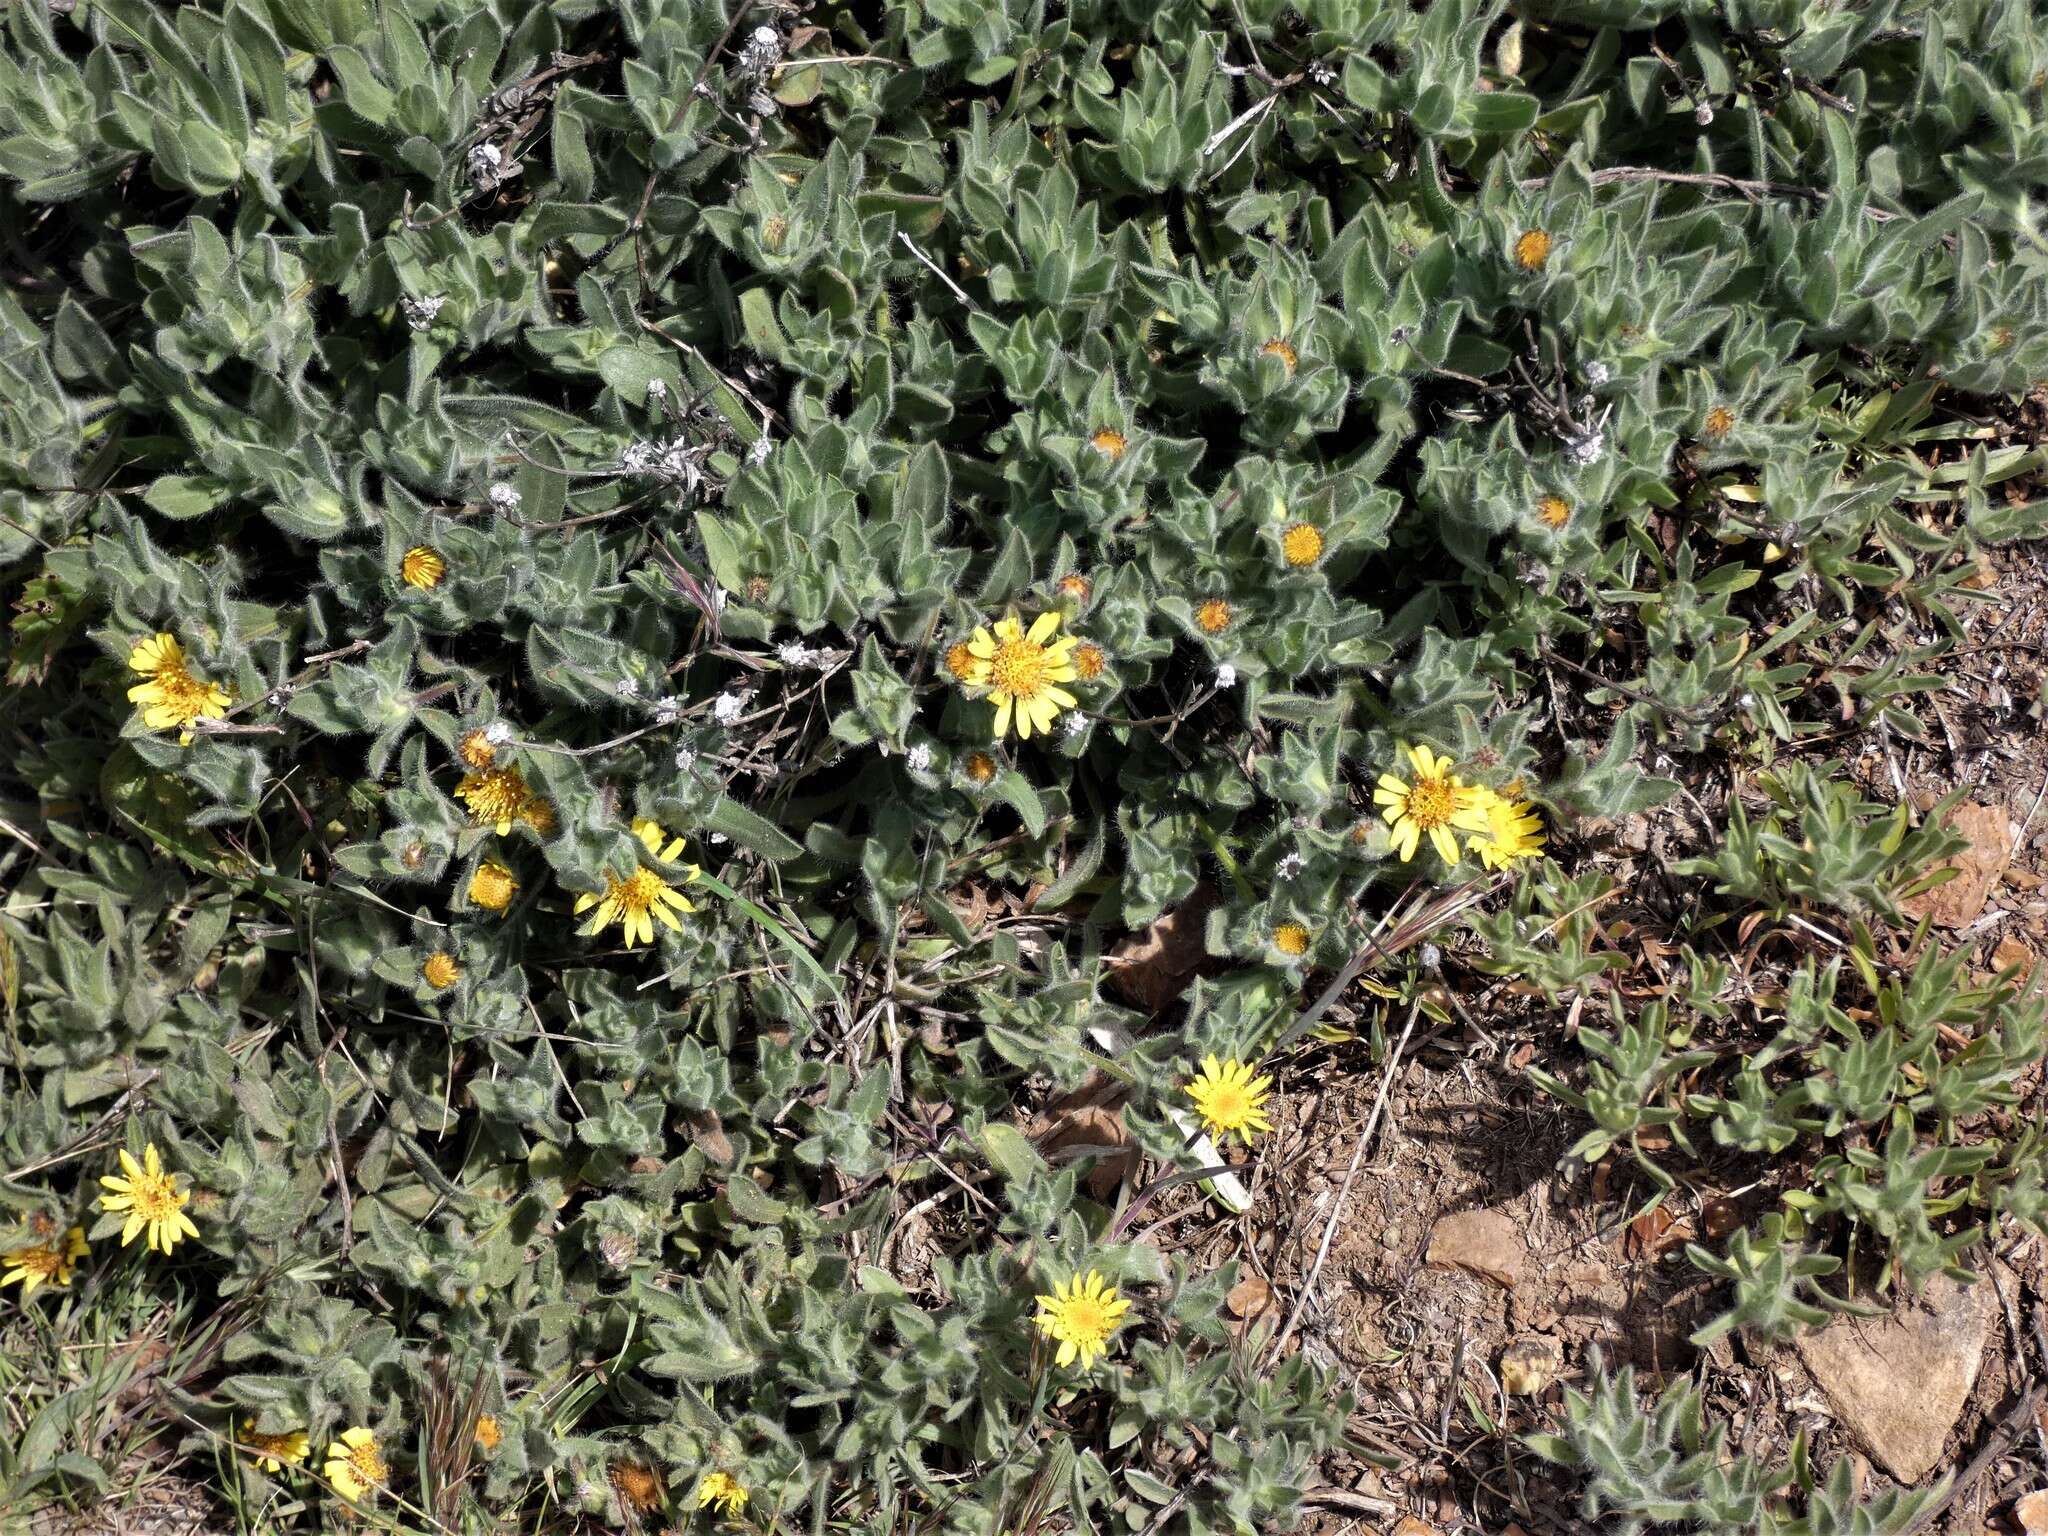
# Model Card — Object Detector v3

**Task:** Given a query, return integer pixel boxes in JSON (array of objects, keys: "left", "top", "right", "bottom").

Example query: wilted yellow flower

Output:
[
  {"left": 1271, "top": 922, "right": 1311, "bottom": 957},
  {"left": 518, "top": 794, "right": 557, "bottom": 836},
  {"left": 1280, "top": 522, "right": 1324, "bottom": 567},
  {"left": 126, "top": 632, "right": 230, "bottom": 745},
  {"left": 1373, "top": 743, "right": 1489, "bottom": 865},
  {"left": 962, "top": 751, "right": 997, "bottom": 785},
  {"left": 1089, "top": 428, "right": 1127, "bottom": 460},
  {"left": 1513, "top": 228, "right": 1552, "bottom": 270},
  {"left": 324, "top": 1426, "right": 387, "bottom": 1501},
  {"left": 473, "top": 1414, "right": 502, "bottom": 1453},
  {"left": 455, "top": 765, "right": 537, "bottom": 834},
  {"left": 97, "top": 1144, "right": 198, "bottom": 1255},
  {"left": 458, "top": 728, "right": 497, "bottom": 769},
  {"left": 1194, "top": 597, "right": 1233, "bottom": 635},
  {"left": 960, "top": 611, "right": 1081, "bottom": 741},
  {"left": 1056, "top": 573, "right": 1092, "bottom": 604},
  {"left": 241, "top": 1420, "right": 310, "bottom": 1473},
  {"left": 611, "top": 1460, "right": 665, "bottom": 1514},
  {"left": 697, "top": 1471, "right": 748, "bottom": 1518},
  {"left": 1034, "top": 1269, "right": 1131, "bottom": 1370},
  {"left": 1073, "top": 643, "right": 1107, "bottom": 681},
  {"left": 1703, "top": 405, "right": 1736, "bottom": 439},
  {"left": 469, "top": 858, "right": 518, "bottom": 914},
  {"left": 421, "top": 952, "right": 460, "bottom": 990},
  {"left": 1184, "top": 1055, "right": 1275, "bottom": 1145},
  {"left": 1466, "top": 787, "right": 1547, "bottom": 871},
  {"left": 1260, "top": 338, "right": 1298, "bottom": 373},
  {"left": 1, "top": 1226, "right": 87, "bottom": 1300},
  {"left": 400, "top": 545, "right": 447, "bottom": 590}
]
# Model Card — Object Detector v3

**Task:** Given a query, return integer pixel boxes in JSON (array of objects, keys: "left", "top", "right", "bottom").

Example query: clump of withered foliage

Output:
[{"left": 2, "top": 0, "right": 2045, "bottom": 1530}]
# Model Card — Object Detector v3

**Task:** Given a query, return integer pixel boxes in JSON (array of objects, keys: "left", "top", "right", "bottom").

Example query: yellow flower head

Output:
[
  {"left": 1184, "top": 1055, "right": 1275, "bottom": 1145},
  {"left": 2, "top": 1226, "right": 87, "bottom": 1300},
  {"left": 401, "top": 545, "right": 447, "bottom": 591},
  {"left": 126, "top": 632, "right": 230, "bottom": 745},
  {"left": 1537, "top": 495, "right": 1571, "bottom": 529},
  {"left": 1513, "top": 228, "right": 1552, "bottom": 270},
  {"left": 455, "top": 765, "right": 538, "bottom": 835},
  {"left": 421, "top": 952, "right": 460, "bottom": 990},
  {"left": 1089, "top": 428, "right": 1127, "bottom": 460},
  {"left": 1073, "top": 643, "right": 1107, "bottom": 681},
  {"left": 575, "top": 827, "right": 699, "bottom": 948},
  {"left": 458, "top": 728, "right": 497, "bottom": 770},
  {"left": 698, "top": 1471, "right": 748, "bottom": 1519},
  {"left": 473, "top": 1414, "right": 502, "bottom": 1453},
  {"left": 962, "top": 751, "right": 997, "bottom": 785},
  {"left": 1280, "top": 522, "right": 1324, "bottom": 568},
  {"left": 1057, "top": 573, "right": 1092, "bottom": 604},
  {"left": 961, "top": 611, "right": 1081, "bottom": 741},
  {"left": 1034, "top": 1269, "right": 1132, "bottom": 1370},
  {"left": 1372, "top": 743, "right": 1490, "bottom": 865},
  {"left": 1466, "top": 787, "right": 1547, "bottom": 872},
  {"left": 519, "top": 794, "right": 558, "bottom": 837},
  {"left": 469, "top": 858, "right": 518, "bottom": 914},
  {"left": 1272, "top": 922, "right": 1311, "bottom": 957},
  {"left": 325, "top": 1426, "right": 387, "bottom": 1501},
  {"left": 611, "top": 1460, "right": 665, "bottom": 1514},
  {"left": 1703, "top": 405, "right": 1736, "bottom": 440},
  {"left": 1260, "top": 338, "right": 1298, "bottom": 374},
  {"left": 1194, "top": 598, "right": 1233, "bottom": 635},
  {"left": 98, "top": 1144, "right": 198, "bottom": 1255},
  {"left": 945, "top": 641, "right": 982, "bottom": 684},
  {"left": 241, "top": 1419, "right": 310, "bottom": 1473}
]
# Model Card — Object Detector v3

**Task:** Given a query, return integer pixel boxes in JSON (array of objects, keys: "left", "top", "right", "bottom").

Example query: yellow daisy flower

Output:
[
  {"left": 1280, "top": 522, "right": 1324, "bottom": 567},
  {"left": 455, "top": 765, "right": 537, "bottom": 834},
  {"left": 1089, "top": 428, "right": 1127, "bottom": 460},
  {"left": 126, "top": 632, "right": 231, "bottom": 745},
  {"left": 961, "top": 611, "right": 1081, "bottom": 741},
  {"left": 421, "top": 952, "right": 460, "bottom": 989},
  {"left": 1272, "top": 922, "right": 1311, "bottom": 957},
  {"left": 698, "top": 1471, "right": 748, "bottom": 1518},
  {"left": 1, "top": 1225, "right": 87, "bottom": 1299},
  {"left": 1194, "top": 598, "right": 1233, "bottom": 635},
  {"left": 1260, "top": 338, "right": 1298, "bottom": 373},
  {"left": 573, "top": 820, "right": 700, "bottom": 948},
  {"left": 1537, "top": 495, "right": 1571, "bottom": 529},
  {"left": 324, "top": 1425, "right": 387, "bottom": 1501},
  {"left": 97, "top": 1144, "right": 199, "bottom": 1255},
  {"left": 469, "top": 858, "right": 518, "bottom": 914},
  {"left": 400, "top": 545, "right": 447, "bottom": 590},
  {"left": 241, "top": 1419, "right": 310, "bottom": 1473},
  {"left": 1183, "top": 1055, "right": 1275, "bottom": 1145},
  {"left": 1372, "top": 743, "right": 1490, "bottom": 865},
  {"left": 473, "top": 1414, "right": 502, "bottom": 1453},
  {"left": 1466, "top": 787, "right": 1546, "bottom": 872},
  {"left": 1514, "top": 228, "right": 1552, "bottom": 270},
  {"left": 1033, "top": 1269, "right": 1132, "bottom": 1370}
]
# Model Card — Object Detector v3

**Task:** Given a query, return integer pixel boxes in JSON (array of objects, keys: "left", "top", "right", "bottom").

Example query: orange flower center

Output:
[
  {"left": 1703, "top": 406, "right": 1735, "bottom": 439},
  {"left": 964, "top": 752, "right": 996, "bottom": 784},
  {"left": 945, "top": 642, "right": 978, "bottom": 680},
  {"left": 1538, "top": 496, "right": 1571, "bottom": 528},
  {"left": 1273, "top": 923, "right": 1310, "bottom": 955},
  {"left": 1073, "top": 644, "right": 1106, "bottom": 680},
  {"left": 1090, "top": 429, "right": 1127, "bottom": 460},
  {"left": 1260, "top": 338, "right": 1298, "bottom": 372},
  {"left": 1195, "top": 599, "right": 1232, "bottom": 634},
  {"left": 1514, "top": 229, "right": 1551, "bottom": 270}
]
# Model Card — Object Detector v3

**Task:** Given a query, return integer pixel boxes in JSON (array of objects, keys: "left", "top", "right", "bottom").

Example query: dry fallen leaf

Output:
[
  {"left": 1105, "top": 883, "right": 1219, "bottom": 1012},
  {"left": 1226, "top": 1273, "right": 1274, "bottom": 1319},
  {"left": 1900, "top": 802, "right": 2012, "bottom": 928},
  {"left": 1030, "top": 1094, "right": 1137, "bottom": 1201}
]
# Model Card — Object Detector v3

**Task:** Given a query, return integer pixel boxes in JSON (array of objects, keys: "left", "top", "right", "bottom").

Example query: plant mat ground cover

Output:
[{"left": 10, "top": 2, "right": 2048, "bottom": 1536}]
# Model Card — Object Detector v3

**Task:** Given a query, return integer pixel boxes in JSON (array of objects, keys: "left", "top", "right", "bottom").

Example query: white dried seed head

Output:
[
  {"left": 487, "top": 482, "right": 521, "bottom": 513},
  {"left": 1214, "top": 663, "right": 1238, "bottom": 689},
  {"left": 906, "top": 743, "right": 933, "bottom": 772}
]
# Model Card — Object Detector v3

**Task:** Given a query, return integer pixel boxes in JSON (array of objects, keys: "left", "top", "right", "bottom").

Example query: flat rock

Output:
[
  {"left": 1794, "top": 1274, "right": 1995, "bottom": 1484},
  {"left": 1899, "top": 802, "right": 2011, "bottom": 928},
  {"left": 1425, "top": 1210, "right": 1527, "bottom": 1290}
]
